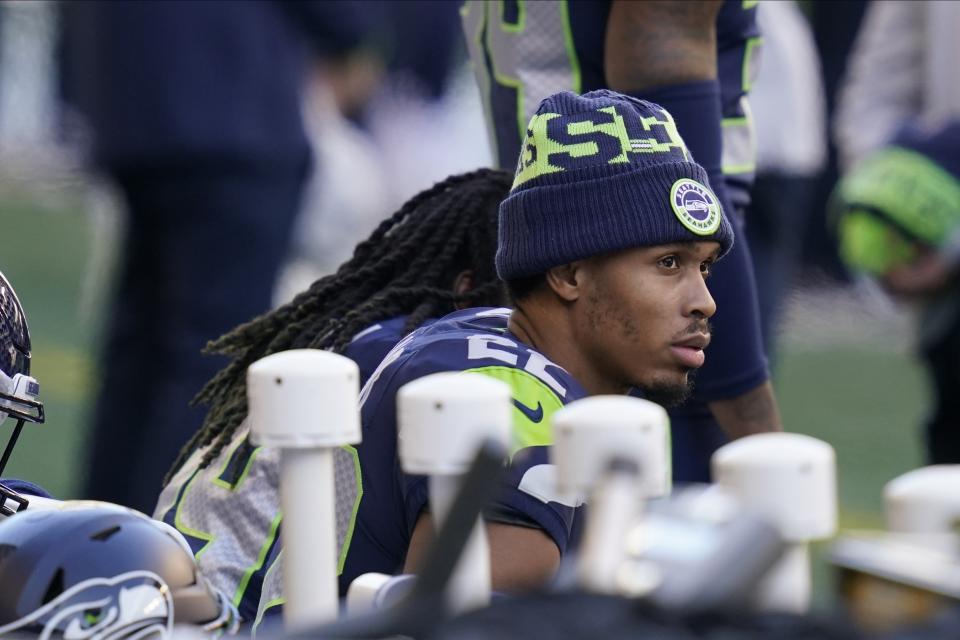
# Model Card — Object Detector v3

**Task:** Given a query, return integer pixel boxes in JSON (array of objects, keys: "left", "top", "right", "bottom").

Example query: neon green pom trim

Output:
[{"left": 838, "top": 211, "right": 918, "bottom": 275}]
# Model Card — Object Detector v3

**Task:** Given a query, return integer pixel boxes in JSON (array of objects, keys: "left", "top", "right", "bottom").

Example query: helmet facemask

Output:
[
  {"left": 0, "top": 371, "right": 45, "bottom": 517},
  {"left": 0, "top": 270, "right": 45, "bottom": 516}
]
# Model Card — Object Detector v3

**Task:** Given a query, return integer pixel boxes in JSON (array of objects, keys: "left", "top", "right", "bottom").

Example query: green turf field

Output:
[
  {"left": 0, "top": 187, "right": 105, "bottom": 497},
  {"left": 778, "top": 347, "right": 925, "bottom": 525},
  {"left": 0, "top": 188, "right": 929, "bottom": 609}
]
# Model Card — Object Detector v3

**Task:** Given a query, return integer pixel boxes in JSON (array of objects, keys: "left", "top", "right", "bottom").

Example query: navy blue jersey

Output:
[
  {"left": 344, "top": 307, "right": 585, "bottom": 587},
  {"left": 461, "top": 0, "right": 759, "bottom": 208},
  {"left": 716, "top": 0, "right": 761, "bottom": 210},
  {"left": 345, "top": 316, "right": 426, "bottom": 385}
]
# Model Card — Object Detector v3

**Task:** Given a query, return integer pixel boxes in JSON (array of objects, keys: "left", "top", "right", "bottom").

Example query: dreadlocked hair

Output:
[{"left": 165, "top": 168, "right": 513, "bottom": 481}]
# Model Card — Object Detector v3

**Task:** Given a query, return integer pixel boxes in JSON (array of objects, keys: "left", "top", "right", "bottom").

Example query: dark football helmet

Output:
[
  {"left": 0, "top": 270, "right": 45, "bottom": 516},
  {"left": 0, "top": 269, "right": 43, "bottom": 427},
  {"left": 0, "top": 501, "right": 239, "bottom": 638}
]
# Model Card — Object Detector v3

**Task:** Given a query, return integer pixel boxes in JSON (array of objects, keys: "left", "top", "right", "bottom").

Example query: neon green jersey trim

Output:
[
  {"left": 212, "top": 437, "right": 261, "bottom": 491},
  {"left": 720, "top": 116, "right": 757, "bottom": 175},
  {"left": 498, "top": 0, "right": 525, "bottom": 33},
  {"left": 337, "top": 444, "right": 364, "bottom": 575},
  {"left": 233, "top": 511, "right": 283, "bottom": 608},
  {"left": 253, "top": 597, "right": 285, "bottom": 635},
  {"left": 742, "top": 37, "right": 762, "bottom": 93},
  {"left": 486, "top": 1, "right": 527, "bottom": 151},
  {"left": 464, "top": 365, "right": 565, "bottom": 455},
  {"left": 173, "top": 469, "right": 214, "bottom": 559}
]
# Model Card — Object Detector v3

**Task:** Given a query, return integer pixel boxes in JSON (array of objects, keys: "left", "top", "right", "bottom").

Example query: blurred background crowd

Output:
[{"left": 0, "top": 0, "right": 951, "bottom": 607}]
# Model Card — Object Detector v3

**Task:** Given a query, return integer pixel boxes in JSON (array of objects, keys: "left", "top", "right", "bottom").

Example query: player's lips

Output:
[{"left": 670, "top": 334, "right": 710, "bottom": 369}]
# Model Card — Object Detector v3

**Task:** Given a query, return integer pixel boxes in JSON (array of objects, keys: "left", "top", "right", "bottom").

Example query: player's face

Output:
[{"left": 574, "top": 241, "right": 719, "bottom": 405}]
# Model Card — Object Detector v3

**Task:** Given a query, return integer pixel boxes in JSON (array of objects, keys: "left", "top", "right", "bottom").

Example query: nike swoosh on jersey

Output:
[{"left": 512, "top": 398, "right": 544, "bottom": 423}]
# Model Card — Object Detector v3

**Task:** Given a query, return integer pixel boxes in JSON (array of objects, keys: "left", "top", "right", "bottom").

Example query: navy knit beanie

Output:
[{"left": 496, "top": 89, "right": 735, "bottom": 281}]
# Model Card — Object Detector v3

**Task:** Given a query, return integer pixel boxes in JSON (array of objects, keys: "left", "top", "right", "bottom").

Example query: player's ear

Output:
[
  {"left": 545, "top": 262, "right": 582, "bottom": 302},
  {"left": 452, "top": 269, "right": 474, "bottom": 297},
  {"left": 452, "top": 270, "right": 475, "bottom": 310}
]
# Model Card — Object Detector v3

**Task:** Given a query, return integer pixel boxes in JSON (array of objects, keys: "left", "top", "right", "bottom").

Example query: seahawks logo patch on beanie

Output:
[{"left": 670, "top": 179, "right": 721, "bottom": 235}]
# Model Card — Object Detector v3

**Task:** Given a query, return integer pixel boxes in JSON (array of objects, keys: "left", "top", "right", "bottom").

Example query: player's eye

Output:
[
  {"left": 700, "top": 260, "right": 714, "bottom": 278},
  {"left": 658, "top": 255, "right": 678, "bottom": 269}
]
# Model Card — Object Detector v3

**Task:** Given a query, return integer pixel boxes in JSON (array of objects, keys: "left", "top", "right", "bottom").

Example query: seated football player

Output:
[{"left": 340, "top": 90, "right": 731, "bottom": 601}]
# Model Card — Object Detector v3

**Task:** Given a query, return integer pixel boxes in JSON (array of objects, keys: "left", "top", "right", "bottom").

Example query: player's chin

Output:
[{"left": 639, "top": 372, "right": 694, "bottom": 408}]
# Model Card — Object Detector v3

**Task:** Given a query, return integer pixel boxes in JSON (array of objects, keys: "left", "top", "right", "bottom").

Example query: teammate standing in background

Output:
[
  {"left": 461, "top": 0, "right": 781, "bottom": 481},
  {"left": 61, "top": 1, "right": 375, "bottom": 513}
]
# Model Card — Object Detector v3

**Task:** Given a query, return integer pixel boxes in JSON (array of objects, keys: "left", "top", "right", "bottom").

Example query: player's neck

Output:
[
  {"left": 509, "top": 299, "right": 625, "bottom": 397},
  {"left": 506, "top": 304, "right": 539, "bottom": 351}
]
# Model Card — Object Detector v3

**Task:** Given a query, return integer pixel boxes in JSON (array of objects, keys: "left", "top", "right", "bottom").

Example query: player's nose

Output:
[{"left": 683, "top": 271, "right": 716, "bottom": 319}]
